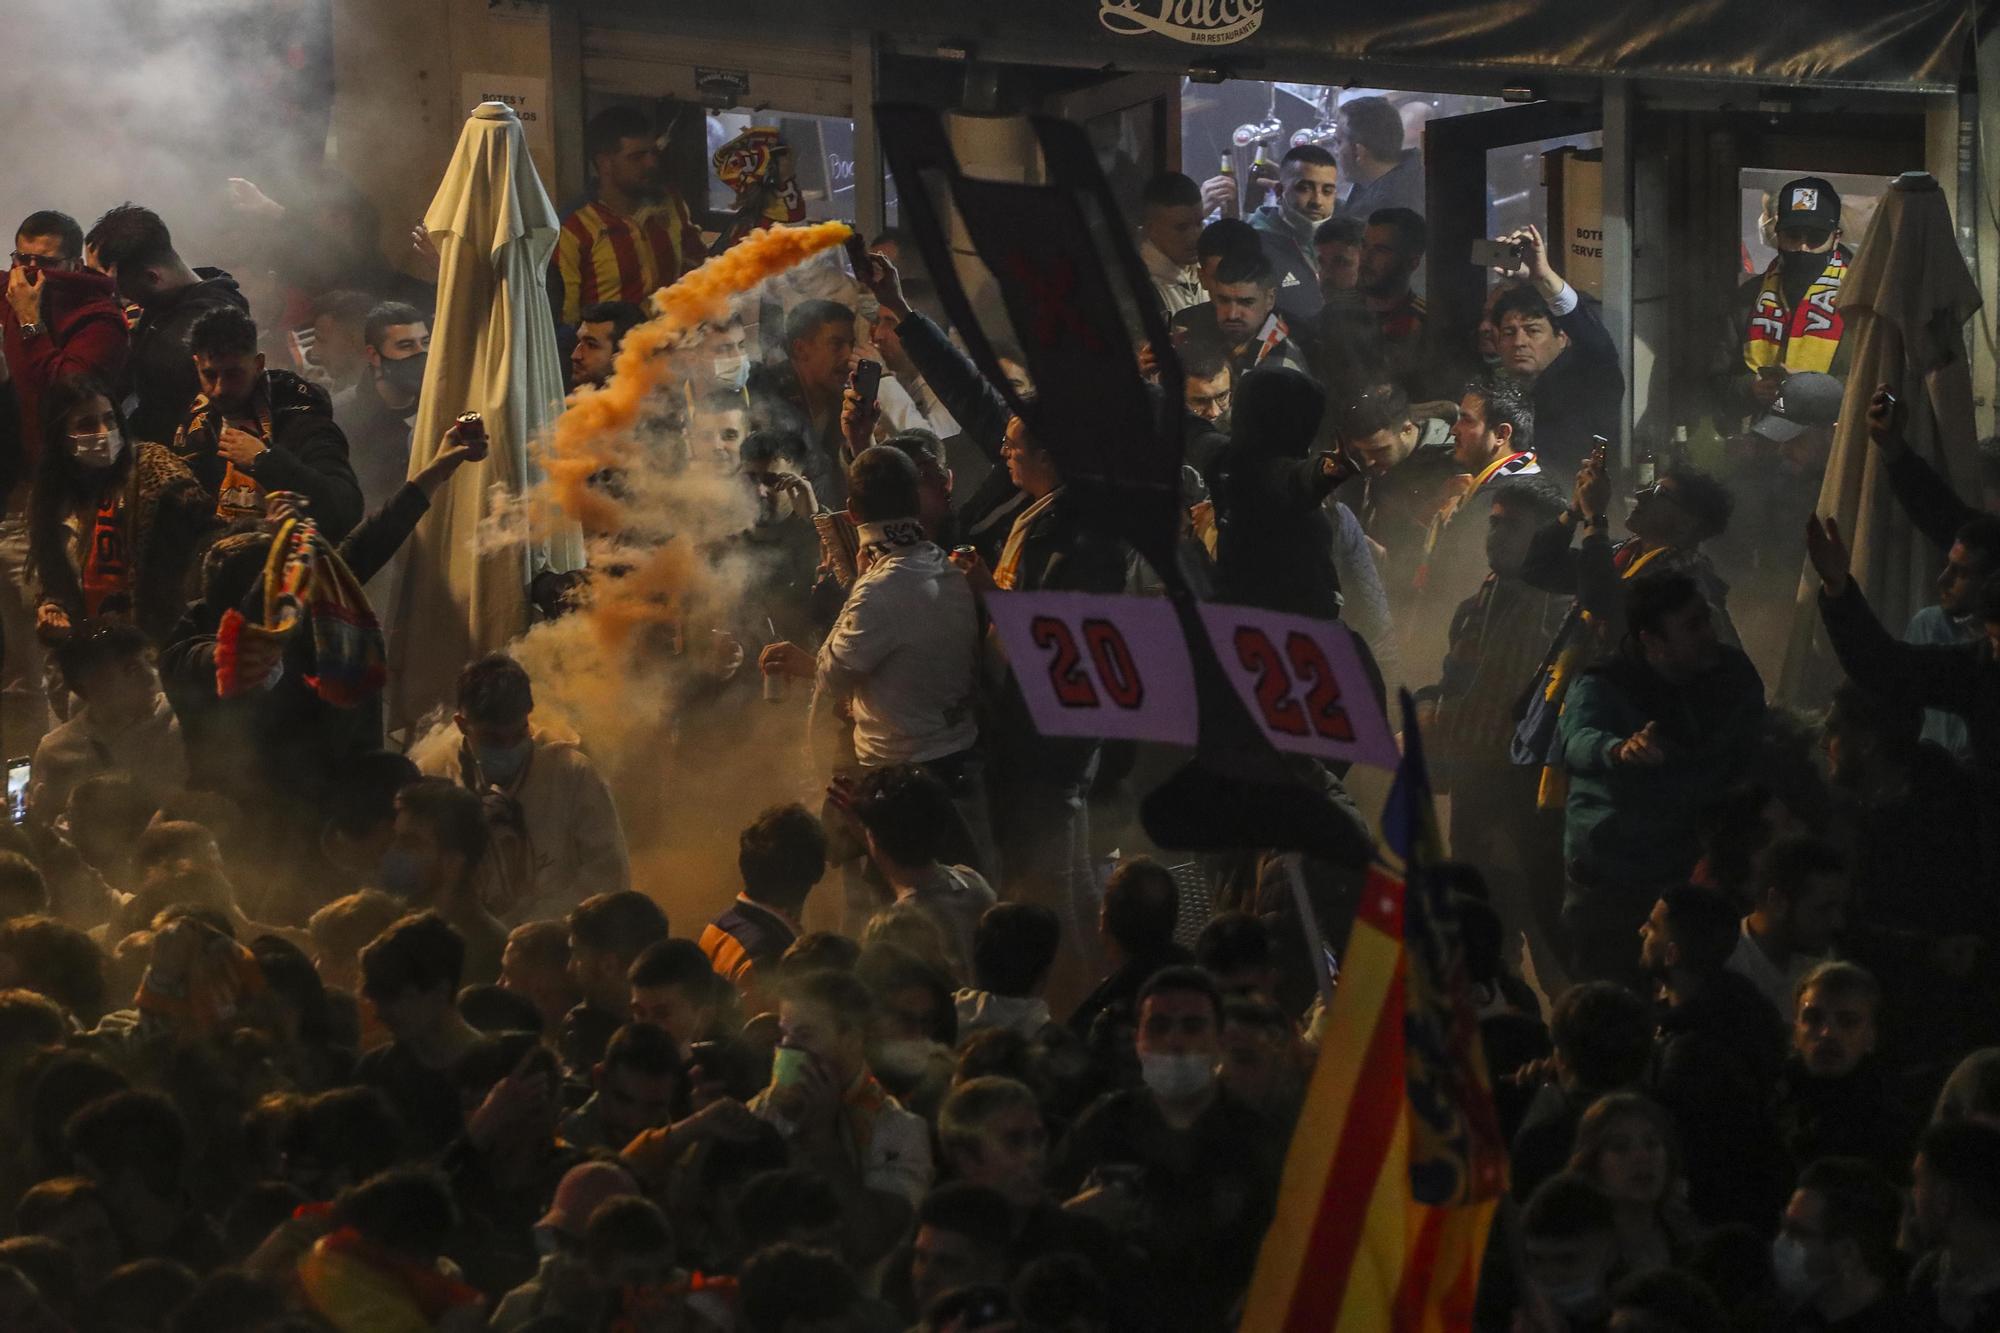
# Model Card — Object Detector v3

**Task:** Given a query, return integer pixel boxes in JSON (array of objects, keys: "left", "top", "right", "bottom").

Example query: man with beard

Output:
[
  {"left": 1728, "top": 177, "right": 1853, "bottom": 421},
  {"left": 1557, "top": 574, "right": 1765, "bottom": 985},
  {"left": 1247, "top": 145, "right": 1339, "bottom": 326},
  {"left": 1357, "top": 208, "right": 1428, "bottom": 392},
  {"left": 553, "top": 106, "right": 702, "bottom": 327},
  {"left": 1172, "top": 250, "right": 1310, "bottom": 383},
  {"left": 332, "top": 302, "right": 430, "bottom": 514},
  {"left": 568, "top": 300, "right": 645, "bottom": 392},
  {"left": 171, "top": 305, "right": 363, "bottom": 537}
]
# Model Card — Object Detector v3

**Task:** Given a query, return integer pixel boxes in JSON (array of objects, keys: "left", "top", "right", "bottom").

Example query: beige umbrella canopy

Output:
[
  {"left": 1779, "top": 172, "right": 1982, "bottom": 705},
  {"left": 386, "top": 101, "right": 585, "bottom": 731}
]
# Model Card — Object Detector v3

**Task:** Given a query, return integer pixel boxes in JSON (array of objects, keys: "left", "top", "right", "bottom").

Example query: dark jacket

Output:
[
  {"left": 127, "top": 268, "right": 248, "bottom": 446},
  {"left": 746, "top": 360, "right": 848, "bottom": 508},
  {"left": 1819, "top": 581, "right": 2000, "bottom": 879},
  {"left": 1651, "top": 970, "right": 1792, "bottom": 1230},
  {"left": 1172, "top": 302, "right": 1313, "bottom": 382},
  {"left": 1558, "top": 647, "right": 1766, "bottom": 889},
  {"left": 891, "top": 312, "right": 1030, "bottom": 565},
  {"left": 1529, "top": 295, "right": 1624, "bottom": 473},
  {"left": 1884, "top": 444, "right": 1980, "bottom": 552},
  {"left": 161, "top": 482, "right": 430, "bottom": 821},
  {"left": 1774, "top": 1057, "right": 1916, "bottom": 1181},
  {"left": 1209, "top": 366, "right": 1343, "bottom": 619},
  {"left": 1052, "top": 1087, "right": 1279, "bottom": 1333},
  {"left": 2, "top": 267, "right": 130, "bottom": 481},
  {"left": 169, "top": 369, "right": 365, "bottom": 539},
  {"left": 1521, "top": 520, "right": 1741, "bottom": 657},
  {"left": 1249, "top": 204, "right": 1324, "bottom": 326}
]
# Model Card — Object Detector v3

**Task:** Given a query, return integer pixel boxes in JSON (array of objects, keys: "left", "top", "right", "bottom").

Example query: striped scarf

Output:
[
  {"left": 216, "top": 518, "right": 386, "bottom": 706},
  {"left": 1745, "top": 248, "right": 1847, "bottom": 373}
]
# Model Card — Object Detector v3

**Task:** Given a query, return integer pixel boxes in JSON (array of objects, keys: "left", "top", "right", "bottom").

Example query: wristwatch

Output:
[{"left": 17, "top": 321, "right": 42, "bottom": 338}]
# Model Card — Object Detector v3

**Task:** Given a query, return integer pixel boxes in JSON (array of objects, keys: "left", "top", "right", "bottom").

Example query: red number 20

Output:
[
  {"left": 1233, "top": 627, "right": 1356, "bottom": 742},
  {"left": 1030, "top": 616, "right": 1145, "bottom": 711}
]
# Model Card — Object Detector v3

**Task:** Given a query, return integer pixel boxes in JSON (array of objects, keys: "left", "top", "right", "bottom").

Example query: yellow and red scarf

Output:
[{"left": 1744, "top": 248, "right": 1847, "bottom": 373}]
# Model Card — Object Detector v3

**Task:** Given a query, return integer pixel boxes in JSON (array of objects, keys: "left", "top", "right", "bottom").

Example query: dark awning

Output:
[{"left": 704, "top": 0, "right": 1973, "bottom": 93}]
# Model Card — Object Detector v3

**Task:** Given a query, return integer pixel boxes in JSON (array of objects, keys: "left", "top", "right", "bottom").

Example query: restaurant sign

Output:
[{"left": 1098, "top": 0, "right": 1262, "bottom": 46}]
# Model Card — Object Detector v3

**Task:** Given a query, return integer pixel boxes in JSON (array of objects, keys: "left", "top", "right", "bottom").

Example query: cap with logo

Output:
[
  {"left": 1774, "top": 177, "right": 1842, "bottom": 236},
  {"left": 1751, "top": 370, "right": 1844, "bottom": 443}
]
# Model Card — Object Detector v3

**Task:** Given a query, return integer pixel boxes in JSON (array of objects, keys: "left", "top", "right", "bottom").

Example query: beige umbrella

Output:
[
  {"left": 1779, "top": 172, "right": 1982, "bottom": 705},
  {"left": 386, "top": 101, "right": 585, "bottom": 731}
]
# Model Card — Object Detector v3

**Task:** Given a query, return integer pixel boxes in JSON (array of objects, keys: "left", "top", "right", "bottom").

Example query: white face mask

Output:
[
  {"left": 69, "top": 427, "right": 127, "bottom": 470},
  {"left": 712, "top": 352, "right": 749, "bottom": 389},
  {"left": 1140, "top": 1051, "right": 1215, "bottom": 1102}
]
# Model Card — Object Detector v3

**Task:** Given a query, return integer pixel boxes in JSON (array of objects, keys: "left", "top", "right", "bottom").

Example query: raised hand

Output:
[{"left": 1804, "top": 514, "right": 1851, "bottom": 596}]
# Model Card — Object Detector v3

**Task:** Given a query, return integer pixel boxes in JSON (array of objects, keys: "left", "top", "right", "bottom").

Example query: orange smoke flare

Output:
[{"left": 546, "top": 220, "right": 855, "bottom": 532}]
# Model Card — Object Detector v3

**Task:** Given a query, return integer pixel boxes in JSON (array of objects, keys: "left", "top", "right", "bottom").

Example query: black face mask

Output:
[
  {"left": 1779, "top": 248, "right": 1828, "bottom": 283},
  {"left": 379, "top": 351, "right": 427, "bottom": 398}
]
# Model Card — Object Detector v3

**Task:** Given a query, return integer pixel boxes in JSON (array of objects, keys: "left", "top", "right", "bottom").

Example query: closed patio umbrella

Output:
[
  {"left": 386, "top": 101, "right": 584, "bottom": 730},
  {"left": 1779, "top": 171, "right": 1982, "bottom": 705}
]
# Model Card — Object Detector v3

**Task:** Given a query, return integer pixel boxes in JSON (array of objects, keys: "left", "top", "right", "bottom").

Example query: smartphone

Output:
[
  {"left": 5, "top": 757, "right": 27, "bottom": 824},
  {"left": 843, "top": 232, "right": 872, "bottom": 276},
  {"left": 851, "top": 358, "right": 883, "bottom": 408},
  {"left": 1469, "top": 238, "right": 1523, "bottom": 268}
]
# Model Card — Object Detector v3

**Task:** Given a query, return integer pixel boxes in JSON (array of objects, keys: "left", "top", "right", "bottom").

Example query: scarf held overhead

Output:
[{"left": 216, "top": 518, "right": 386, "bottom": 706}]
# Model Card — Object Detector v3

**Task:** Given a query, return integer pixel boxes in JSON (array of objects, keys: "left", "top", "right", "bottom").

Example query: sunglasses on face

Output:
[{"left": 11, "top": 252, "right": 78, "bottom": 271}]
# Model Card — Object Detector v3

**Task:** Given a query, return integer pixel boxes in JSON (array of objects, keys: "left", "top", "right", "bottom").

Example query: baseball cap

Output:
[
  {"left": 537, "top": 1160, "right": 639, "bottom": 1238},
  {"left": 1774, "top": 177, "right": 1842, "bottom": 236},
  {"left": 1751, "top": 371, "right": 1844, "bottom": 443}
]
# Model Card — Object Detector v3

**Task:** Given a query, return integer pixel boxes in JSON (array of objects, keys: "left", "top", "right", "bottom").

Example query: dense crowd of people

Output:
[{"left": 0, "top": 98, "right": 1993, "bottom": 1333}]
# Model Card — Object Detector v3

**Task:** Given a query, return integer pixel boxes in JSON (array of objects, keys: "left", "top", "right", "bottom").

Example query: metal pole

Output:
[
  {"left": 851, "top": 30, "right": 884, "bottom": 237},
  {"left": 1601, "top": 77, "right": 1635, "bottom": 467}
]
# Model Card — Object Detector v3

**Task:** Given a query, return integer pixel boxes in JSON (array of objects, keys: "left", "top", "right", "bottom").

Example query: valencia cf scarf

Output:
[{"left": 1744, "top": 248, "right": 1848, "bottom": 373}]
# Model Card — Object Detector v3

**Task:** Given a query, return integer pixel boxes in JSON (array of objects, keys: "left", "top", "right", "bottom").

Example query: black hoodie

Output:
[
  {"left": 1208, "top": 366, "right": 1343, "bottom": 619},
  {"left": 127, "top": 267, "right": 249, "bottom": 446}
]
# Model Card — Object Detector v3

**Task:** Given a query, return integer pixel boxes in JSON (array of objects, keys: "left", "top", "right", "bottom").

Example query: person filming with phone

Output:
[{"left": 1485, "top": 224, "right": 1624, "bottom": 473}]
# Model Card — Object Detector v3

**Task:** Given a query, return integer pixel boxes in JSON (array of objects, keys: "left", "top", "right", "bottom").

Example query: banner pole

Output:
[{"left": 1283, "top": 854, "right": 1338, "bottom": 1013}]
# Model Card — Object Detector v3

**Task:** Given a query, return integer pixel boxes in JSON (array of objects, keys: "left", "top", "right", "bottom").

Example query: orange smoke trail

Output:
[{"left": 547, "top": 220, "right": 855, "bottom": 532}]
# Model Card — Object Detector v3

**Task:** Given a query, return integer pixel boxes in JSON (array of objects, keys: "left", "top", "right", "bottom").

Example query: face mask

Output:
[
  {"left": 69, "top": 428, "right": 127, "bottom": 470},
  {"left": 378, "top": 847, "right": 430, "bottom": 901},
  {"left": 475, "top": 738, "right": 533, "bottom": 787},
  {"left": 1771, "top": 1235, "right": 1822, "bottom": 1305},
  {"left": 379, "top": 350, "right": 428, "bottom": 396},
  {"left": 1140, "top": 1051, "right": 1215, "bottom": 1102},
  {"left": 1780, "top": 248, "right": 1827, "bottom": 282},
  {"left": 871, "top": 1038, "right": 940, "bottom": 1081},
  {"left": 712, "top": 353, "right": 748, "bottom": 390},
  {"left": 1544, "top": 1279, "right": 1606, "bottom": 1318}
]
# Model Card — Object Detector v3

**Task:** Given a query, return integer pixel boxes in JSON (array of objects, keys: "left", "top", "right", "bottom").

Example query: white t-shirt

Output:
[{"left": 817, "top": 540, "right": 979, "bottom": 765}]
